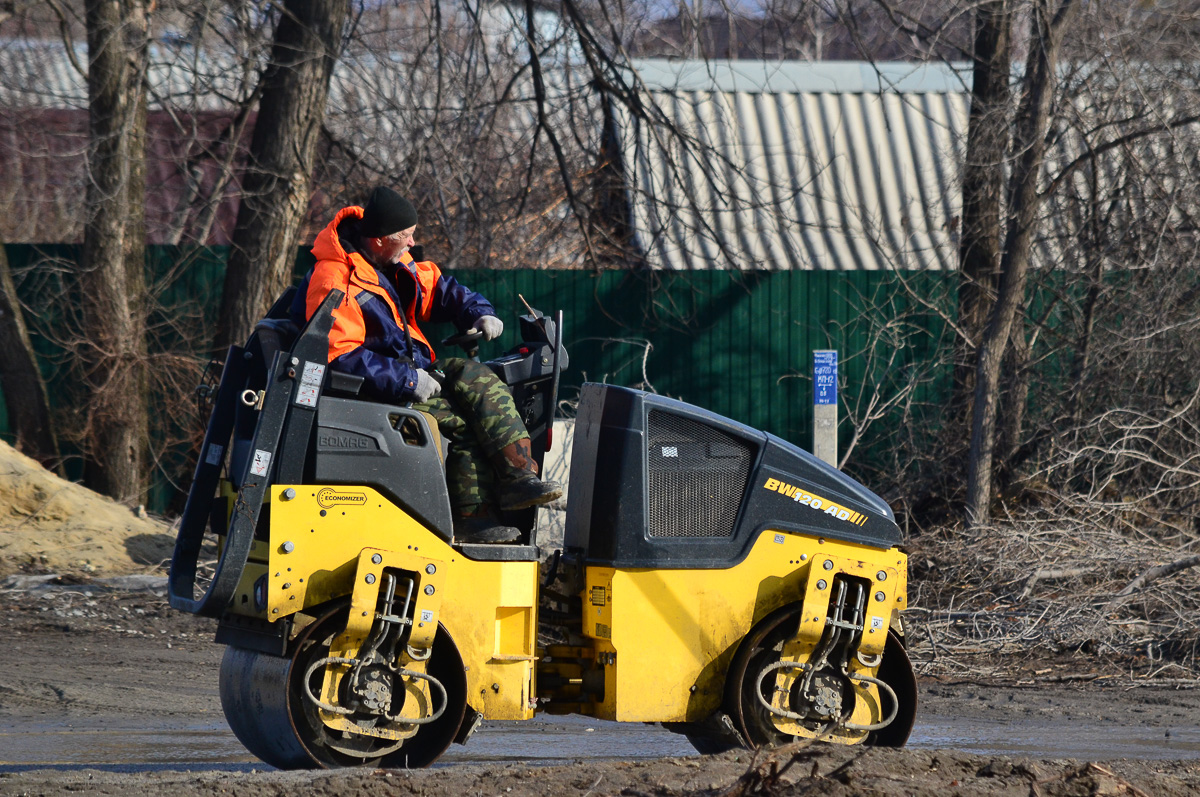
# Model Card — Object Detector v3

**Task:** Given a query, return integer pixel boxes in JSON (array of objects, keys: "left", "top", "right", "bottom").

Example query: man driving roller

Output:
[{"left": 292, "top": 185, "right": 561, "bottom": 544}]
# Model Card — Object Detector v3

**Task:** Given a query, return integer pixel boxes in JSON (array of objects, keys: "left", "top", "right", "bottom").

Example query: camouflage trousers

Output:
[{"left": 411, "top": 357, "right": 527, "bottom": 515}]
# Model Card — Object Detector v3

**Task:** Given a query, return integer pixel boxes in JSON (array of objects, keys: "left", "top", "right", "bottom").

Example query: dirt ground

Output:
[{"left": 0, "top": 585, "right": 1197, "bottom": 797}]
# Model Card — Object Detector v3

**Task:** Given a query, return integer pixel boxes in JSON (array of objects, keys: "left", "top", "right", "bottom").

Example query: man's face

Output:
[{"left": 366, "top": 225, "right": 416, "bottom": 266}]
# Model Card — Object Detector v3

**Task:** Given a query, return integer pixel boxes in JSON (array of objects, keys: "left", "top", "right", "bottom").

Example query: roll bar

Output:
[{"left": 168, "top": 290, "right": 343, "bottom": 617}]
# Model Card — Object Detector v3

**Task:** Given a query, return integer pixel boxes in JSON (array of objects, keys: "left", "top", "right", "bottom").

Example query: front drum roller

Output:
[
  {"left": 219, "top": 602, "right": 468, "bottom": 769},
  {"left": 723, "top": 603, "right": 917, "bottom": 752}
]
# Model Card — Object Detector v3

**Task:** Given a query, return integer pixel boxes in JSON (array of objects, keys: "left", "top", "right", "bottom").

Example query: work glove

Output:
[
  {"left": 412, "top": 369, "right": 442, "bottom": 403},
  {"left": 473, "top": 315, "right": 504, "bottom": 341}
]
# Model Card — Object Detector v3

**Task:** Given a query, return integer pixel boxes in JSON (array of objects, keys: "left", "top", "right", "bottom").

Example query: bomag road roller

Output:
[{"left": 168, "top": 287, "right": 917, "bottom": 769}]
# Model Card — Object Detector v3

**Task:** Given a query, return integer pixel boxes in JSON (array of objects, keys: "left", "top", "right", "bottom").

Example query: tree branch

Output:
[
  {"left": 1043, "top": 113, "right": 1200, "bottom": 198},
  {"left": 1106, "top": 555, "right": 1200, "bottom": 609}
]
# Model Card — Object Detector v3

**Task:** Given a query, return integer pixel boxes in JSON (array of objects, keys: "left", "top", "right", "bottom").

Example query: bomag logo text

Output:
[
  {"left": 316, "top": 488, "right": 368, "bottom": 509},
  {"left": 319, "top": 433, "right": 372, "bottom": 449},
  {"left": 762, "top": 478, "right": 868, "bottom": 526}
]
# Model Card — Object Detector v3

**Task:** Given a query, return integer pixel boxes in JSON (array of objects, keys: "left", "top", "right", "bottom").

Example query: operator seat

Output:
[{"left": 225, "top": 287, "right": 456, "bottom": 543}]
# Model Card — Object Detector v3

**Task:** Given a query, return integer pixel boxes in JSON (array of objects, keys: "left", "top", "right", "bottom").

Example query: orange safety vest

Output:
[{"left": 305, "top": 205, "right": 442, "bottom": 365}]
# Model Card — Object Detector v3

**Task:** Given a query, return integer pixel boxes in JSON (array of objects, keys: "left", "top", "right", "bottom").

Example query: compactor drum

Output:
[{"left": 169, "top": 290, "right": 917, "bottom": 769}]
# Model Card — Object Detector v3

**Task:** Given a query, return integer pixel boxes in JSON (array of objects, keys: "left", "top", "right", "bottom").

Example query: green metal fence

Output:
[
  {"left": 1, "top": 244, "right": 956, "bottom": 509},
  {"left": 454, "top": 267, "right": 953, "bottom": 445}
]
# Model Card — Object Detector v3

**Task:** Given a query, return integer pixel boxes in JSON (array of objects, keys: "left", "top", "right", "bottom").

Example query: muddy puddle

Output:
[
  {"left": 0, "top": 720, "right": 253, "bottom": 772},
  {"left": 2, "top": 713, "right": 1198, "bottom": 772},
  {"left": 910, "top": 716, "right": 1200, "bottom": 761}
]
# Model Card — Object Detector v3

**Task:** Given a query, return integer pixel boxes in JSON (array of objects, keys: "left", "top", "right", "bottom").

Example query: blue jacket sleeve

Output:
[
  {"left": 332, "top": 347, "right": 422, "bottom": 404},
  {"left": 427, "top": 273, "right": 496, "bottom": 330}
]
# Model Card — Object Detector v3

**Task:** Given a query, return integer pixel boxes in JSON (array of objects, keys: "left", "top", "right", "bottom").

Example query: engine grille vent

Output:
[{"left": 646, "top": 409, "right": 754, "bottom": 538}]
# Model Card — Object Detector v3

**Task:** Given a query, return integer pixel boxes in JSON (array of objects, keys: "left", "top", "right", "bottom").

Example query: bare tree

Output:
[
  {"left": 955, "top": 0, "right": 1010, "bottom": 401},
  {"left": 213, "top": 0, "right": 350, "bottom": 351},
  {"left": 79, "top": 0, "right": 151, "bottom": 502},
  {"left": 817, "top": 1, "right": 1200, "bottom": 527},
  {"left": 304, "top": 0, "right": 607, "bottom": 272},
  {"left": 0, "top": 233, "right": 61, "bottom": 470},
  {"left": 965, "top": 0, "right": 1081, "bottom": 525}
]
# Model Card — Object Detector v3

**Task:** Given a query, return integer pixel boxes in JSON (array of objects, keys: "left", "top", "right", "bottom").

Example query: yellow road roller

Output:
[{"left": 169, "top": 289, "right": 916, "bottom": 768}]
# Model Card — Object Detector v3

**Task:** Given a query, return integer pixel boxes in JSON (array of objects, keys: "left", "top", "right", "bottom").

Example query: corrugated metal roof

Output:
[
  {"left": 0, "top": 32, "right": 573, "bottom": 136},
  {"left": 630, "top": 59, "right": 971, "bottom": 94},
  {"left": 617, "top": 59, "right": 971, "bottom": 270},
  {"left": 0, "top": 9, "right": 570, "bottom": 115},
  {"left": 0, "top": 39, "right": 256, "bottom": 110}
]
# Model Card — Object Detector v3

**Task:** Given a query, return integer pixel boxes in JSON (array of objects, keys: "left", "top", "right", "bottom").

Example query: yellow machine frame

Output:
[{"left": 223, "top": 483, "right": 907, "bottom": 740}]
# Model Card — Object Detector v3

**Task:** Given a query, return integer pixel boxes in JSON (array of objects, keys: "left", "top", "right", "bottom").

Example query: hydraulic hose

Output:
[
  {"left": 752, "top": 658, "right": 898, "bottom": 732},
  {"left": 753, "top": 659, "right": 812, "bottom": 721},
  {"left": 303, "top": 656, "right": 357, "bottom": 715},
  {"left": 843, "top": 670, "right": 899, "bottom": 732},
  {"left": 302, "top": 656, "right": 448, "bottom": 725}
]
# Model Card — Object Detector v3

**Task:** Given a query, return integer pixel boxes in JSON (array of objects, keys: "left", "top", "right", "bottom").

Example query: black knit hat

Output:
[{"left": 359, "top": 186, "right": 417, "bottom": 237}]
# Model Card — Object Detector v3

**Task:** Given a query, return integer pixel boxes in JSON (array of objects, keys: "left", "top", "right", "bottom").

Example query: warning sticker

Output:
[
  {"left": 250, "top": 449, "right": 272, "bottom": 477},
  {"left": 295, "top": 362, "right": 326, "bottom": 408},
  {"left": 295, "top": 385, "right": 320, "bottom": 407},
  {"left": 420, "top": 609, "right": 434, "bottom": 623}
]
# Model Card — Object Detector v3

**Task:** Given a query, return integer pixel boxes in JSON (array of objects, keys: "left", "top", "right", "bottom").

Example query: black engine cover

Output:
[{"left": 564, "top": 383, "right": 900, "bottom": 569}]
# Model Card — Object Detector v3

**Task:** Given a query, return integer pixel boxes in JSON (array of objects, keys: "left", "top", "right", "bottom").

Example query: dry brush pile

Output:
[{"left": 903, "top": 497, "right": 1200, "bottom": 682}]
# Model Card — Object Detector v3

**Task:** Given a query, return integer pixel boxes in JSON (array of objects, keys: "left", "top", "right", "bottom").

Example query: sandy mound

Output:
[{"left": 0, "top": 440, "right": 175, "bottom": 576}]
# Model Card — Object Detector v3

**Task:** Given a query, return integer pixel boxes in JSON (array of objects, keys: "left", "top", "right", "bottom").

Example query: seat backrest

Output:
[{"left": 253, "top": 317, "right": 299, "bottom": 359}]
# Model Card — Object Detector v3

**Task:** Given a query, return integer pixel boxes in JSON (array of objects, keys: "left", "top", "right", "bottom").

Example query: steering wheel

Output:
[
  {"left": 442, "top": 328, "right": 485, "bottom": 359},
  {"left": 441, "top": 328, "right": 485, "bottom": 349}
]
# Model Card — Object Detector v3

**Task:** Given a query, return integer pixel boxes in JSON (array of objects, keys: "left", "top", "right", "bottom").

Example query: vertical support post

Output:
[{"left": 813, "top": 350, "right": 838, "bottom": 468}]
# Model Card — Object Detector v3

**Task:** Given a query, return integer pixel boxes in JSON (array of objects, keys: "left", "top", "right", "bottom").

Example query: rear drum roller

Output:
[
  {"left": 724, "top": 603, "right": 917, "bottom": 751},
  {"left": 219, "top": 602, "right": 468, "bottom": 769}
]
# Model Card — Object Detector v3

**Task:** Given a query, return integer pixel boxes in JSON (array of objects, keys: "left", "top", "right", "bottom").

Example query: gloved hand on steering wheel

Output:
[
  {"left": 412, "top": 369, "right": 442, "bottom": 403},
  {"left": 473, "top": 315, "right": 504, "bottom": 341}
]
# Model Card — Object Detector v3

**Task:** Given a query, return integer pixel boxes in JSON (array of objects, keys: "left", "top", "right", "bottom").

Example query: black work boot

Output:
[
  {"left": 452, "top": 510, "right": 521, "bottom": 544},
  {"left": 493, "top": 438, "right": 563, "bottom": 512}
]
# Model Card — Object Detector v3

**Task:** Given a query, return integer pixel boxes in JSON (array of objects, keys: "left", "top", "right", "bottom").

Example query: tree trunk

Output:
[
  {"left": 966, "top": 0, "right": 1081, "bottom": 527},
  {"left": 0, "top": 238, "right": 62, "bottom": 471},
  {"left": 955, "top": 0, "right": 1012, "bottom": 403},
  {"left": 995, "top": 318, "right": 1032, "bottom": 483},
  {"left": 1066, "top": 157, "right": 1105, "bottom": 429},
  {"left": 213, "top": 0, "right": 349, "bottom": 352},
  {"left": 80, "top": 0, "right": 151, "bottom": 503}
]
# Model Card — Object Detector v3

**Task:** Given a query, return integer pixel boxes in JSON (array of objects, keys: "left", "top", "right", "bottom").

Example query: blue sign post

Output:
[{"left": 813, "top": 350, "right": 838, "bottom": 467}]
